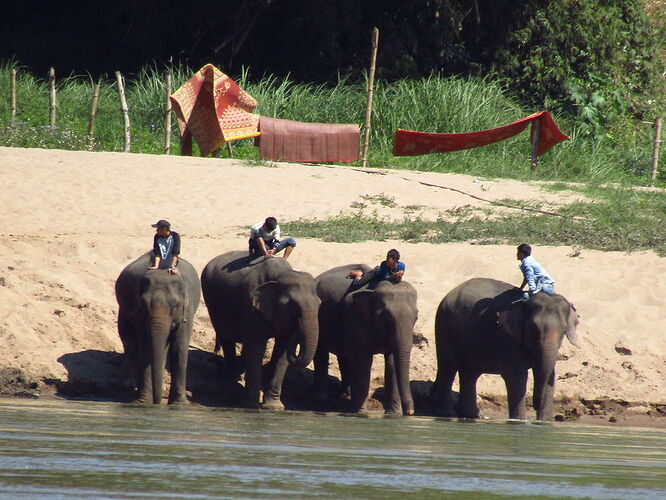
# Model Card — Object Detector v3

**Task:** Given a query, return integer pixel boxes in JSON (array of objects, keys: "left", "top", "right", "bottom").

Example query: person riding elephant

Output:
[
  {"left": 115, "top": 252, "right": 200, "bottom": 404},
  {"left": 201, "top": 251, "right": 320, "bottom": 409},
  {"left": 432, "top": 278, "right": 579, "bottom": 421},
  {"left": 314, "top": 263, "right": 418, "bottom": 415}
]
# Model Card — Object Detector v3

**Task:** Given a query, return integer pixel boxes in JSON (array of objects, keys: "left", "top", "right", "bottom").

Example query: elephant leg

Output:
[
  {"left": 312, "top": 347, "right": 330, "bottom": 400},
  {"left": 167, "top": 324, "right": 191, "bottom": 405},
  {"left": 262, "top": 338, "right": 287, "bottom": 410},
  {"left": 458, "top": 370, "right": 481, "bottom": 418},
  {"left": 349, "top": 352, "right": 373, "bottom": 413},
  {"left": 220, "top": 339, "right": 241, "bottom": 380},
  {"left": 117, "top": 312, "right": 138, "bottom": 385},
  {"left": 136, "top": 331, "right": 153, "bottom": 404},
  {"left": 432, "top": 365, "right": 457, "bottom": 417},
  {"left": 504, "top": 370, "right": 529, "bottom": 420},
  {"left": 241, "top": 339, "right": 267, "bottom": 408},
  {"left": 338, "top": 355, "right": 351, "bottom": 399},
  {"left": 383, "top": 352, "right": 401, "bottom": 414}
]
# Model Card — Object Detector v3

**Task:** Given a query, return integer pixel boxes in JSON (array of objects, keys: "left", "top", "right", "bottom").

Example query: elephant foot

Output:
[
  {"left": 239, "top": 398, "right": 261, "bottom": 409},
  {"left": 261, "top": 397, "right": 285, "bottom": 411},
  {"left": 433, "top": 406, "right": 458, "bottom": 418},
  {"left": 167, "top": 397, "right": 189, "bottom": 406}
]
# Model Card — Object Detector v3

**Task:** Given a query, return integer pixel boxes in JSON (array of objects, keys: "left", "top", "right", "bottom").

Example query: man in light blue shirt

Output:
[{"left": 516, "top": 243, "right": 554, "bottom": 300}]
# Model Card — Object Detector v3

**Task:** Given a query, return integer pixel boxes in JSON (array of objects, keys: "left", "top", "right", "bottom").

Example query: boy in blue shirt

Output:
[
  {"left": 516, "top": 243, "right": 554, "bottom": 299},
  {"left": 347, "top": 248, "right": 405, "bottom": 288},
  {"left": 147, "top": 219, "right": 181, "bottom": 275}
]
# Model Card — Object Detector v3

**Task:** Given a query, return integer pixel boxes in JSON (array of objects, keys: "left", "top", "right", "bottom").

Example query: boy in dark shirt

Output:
[
  {"left": 147, "top": 219, "right": 181, "bottom": 275},
  {"left": 346, "top": 248, "right": 405, "bottom": 288}
]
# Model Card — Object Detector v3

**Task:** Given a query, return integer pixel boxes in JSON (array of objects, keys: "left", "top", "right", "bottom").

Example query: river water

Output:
[{"left": 0, "top": 398, "right": 664, "bottom": 499}]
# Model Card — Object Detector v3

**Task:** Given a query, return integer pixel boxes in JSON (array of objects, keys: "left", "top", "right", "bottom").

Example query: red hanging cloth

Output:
[{"left": 393, "top": 111, "right": 568, "bottom": 157}]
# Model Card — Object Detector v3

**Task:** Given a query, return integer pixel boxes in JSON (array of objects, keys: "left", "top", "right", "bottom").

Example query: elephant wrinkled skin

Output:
[
  {"left": 115, "top": 252, "right": 201, "bottom": 405},
  {"left": 314, "top": 264, "right": 418, "bottom": 415},
  {"left": 433, "top": 278, "right": 579, "bottom": 421},
  {"left": 201, "top": 251, "right": 320, "bottom": 409}
]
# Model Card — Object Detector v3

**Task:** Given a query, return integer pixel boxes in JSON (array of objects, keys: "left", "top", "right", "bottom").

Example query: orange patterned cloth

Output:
[
  {"left": 393, "top": 111, "right": 568, "bottom": 157},
  {"left": 170, "top": 64, "right": 260, "bottom": 156}
]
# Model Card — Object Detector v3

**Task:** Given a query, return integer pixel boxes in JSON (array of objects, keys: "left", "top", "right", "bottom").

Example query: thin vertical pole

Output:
[
  {"left": 226, "top": 141, "right": 233, "bottom": 157},
  {"left": 48, "top": 67, "right": 57, "bottom": 127},
  {"left": 530, "top": 117, "right": 541, "bottom": 173},
  {"left": 362, "top": 27, "right": 379, "bottom": 168},
  {"left": 164, "top": 70, "right": 172, "bottom": 154},
  {"left": 115, "top": 71, "right": 131, "bottom": 152},
  {"left": 87, "top": 82, "right": 100, "bottom": 150},
  {"left": 649, "top": 117, "right": 662, "bottom": 187},
  {"left": 10, "top": 69, "right": 17, "bottom": 125}
]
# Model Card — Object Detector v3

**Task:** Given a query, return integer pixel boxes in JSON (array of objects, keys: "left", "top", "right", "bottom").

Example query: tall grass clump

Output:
[{"left": 0, "top": 62, "right": 661, "bottom": 186}]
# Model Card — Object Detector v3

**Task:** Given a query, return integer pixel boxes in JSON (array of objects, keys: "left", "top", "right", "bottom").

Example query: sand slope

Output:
[{"left": 1, "top": 147, "right": 664, "bottom": 418}]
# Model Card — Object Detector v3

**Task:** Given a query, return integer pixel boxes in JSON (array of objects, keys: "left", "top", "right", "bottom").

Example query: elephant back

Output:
[
  {"left": 115, "top": 252, "right": 200, "bottom": 314},
  {"left": 315, "top": 264, "right": 372, "bottom": 304}
]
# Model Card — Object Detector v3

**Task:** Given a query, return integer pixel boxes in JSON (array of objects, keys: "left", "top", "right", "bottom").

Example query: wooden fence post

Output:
[
  {"left": 10, "top": 69, "right": 17, "bottom": 125},
  {"left": 649, "top": 117, "right": 662, "bottom": 187},
  {"left": 164, "top": 70, "right": 172, "bottom": 155},
  {"left": 530, "top": 117, "right": 541, "bottom": 173},
  {"left": 115, "top": 71, "right": 131, "bottom": 153},
  {"left": 48, "top": 67, "right": 57, "bottom": 127},
  {"left": 87, "top": 82, "right": 101, "bottom": 150},
  {"left": 361, "top": 27, "right": 379, "bottom": 168}
]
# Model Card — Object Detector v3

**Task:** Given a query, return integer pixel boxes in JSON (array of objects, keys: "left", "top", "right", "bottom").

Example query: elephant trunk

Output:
[
  {"left": 149, "top": 307, "right": 171, "bottom": 404},
  {"left": 288, "top": 310, "right": 319, "bottom": 368},
  {"left": 394, "top": 335, "right": 414, "bottom": 415},
  {"left": 533, "top": 336, "right": 559, "bottom": 421}
]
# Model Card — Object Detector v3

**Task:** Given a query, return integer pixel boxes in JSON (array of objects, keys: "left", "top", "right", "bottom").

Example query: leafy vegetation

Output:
[
  {"left": 283, "top": 186, "right": 666, "bottom": 256},
  {"left": 0, "top": 63, "right": 662, "bottom": 187}
]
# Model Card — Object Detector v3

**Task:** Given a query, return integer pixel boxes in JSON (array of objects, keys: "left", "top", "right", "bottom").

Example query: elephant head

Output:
[
  {"left": 499, "top": 292, "right": 579, "bottom": 420},
  {"left": 137, "top": 271, "right": 190, "bottom": 403},
  {"left": 251, "top": 270, "right": 320, "bottom": 368},
  {"left": 345, "top": 280, "right": 418, "bottom": 414}
]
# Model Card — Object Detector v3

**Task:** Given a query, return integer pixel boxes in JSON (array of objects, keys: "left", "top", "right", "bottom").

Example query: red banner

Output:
[{"left": 393, "top": 111, "right": 568, "bottom": 157}]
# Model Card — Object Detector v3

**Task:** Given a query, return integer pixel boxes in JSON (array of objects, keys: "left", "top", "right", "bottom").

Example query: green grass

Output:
[
  {"left": 0, "top": 62, "right": 663, "bottom": 187},
  {"left": 282, "top": 186, "right": 666, "bottom": 255}
]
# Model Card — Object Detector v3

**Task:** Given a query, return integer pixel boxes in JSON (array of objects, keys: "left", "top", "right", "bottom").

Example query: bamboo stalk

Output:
[
  {"left": 530, "top": 117, "right": 541, "bottom": 173},
  {"left": 361, "top": 27, "right": 379, "bottom": 168},
  {"left": 164, "top": 71, "right": 172, "bottom": 155},
  {"left": 649, "top": 117, "right": 662, "bottom": 187},
  {"left": 10, "top": 69, "right": 17, "bottom": 125},
  {"left": 87, "top": 82, "right": 101, "bottom": 150},
  {"left": 115, "top": 71, "right": 131, "bottom": 152},
  {"left": 48, "top": 67, "right": 56, "bottom": 127}
]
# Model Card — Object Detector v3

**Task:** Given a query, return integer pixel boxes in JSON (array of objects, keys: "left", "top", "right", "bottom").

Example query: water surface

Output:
[{"left": 0, "top": 398, "right": 664, "bottom": 498}]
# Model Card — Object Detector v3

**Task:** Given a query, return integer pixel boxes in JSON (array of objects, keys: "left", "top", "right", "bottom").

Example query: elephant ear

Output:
[
  {"left": 498, "top": 301, "right": 526, "bottom": 344},
  {"left": 564, "top": 303, "right": 580, "bottom": 347},
  {"left": 349, "top": 289, "right": 375, "bottom": 329},
  {"left": 252, "top": 281, "right": 279, "bottom": 323}
]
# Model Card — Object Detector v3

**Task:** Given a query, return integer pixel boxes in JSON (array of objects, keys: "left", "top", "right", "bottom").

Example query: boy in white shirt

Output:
[{"left": 248, "top": 217, "right": 297, "bottom": 259}]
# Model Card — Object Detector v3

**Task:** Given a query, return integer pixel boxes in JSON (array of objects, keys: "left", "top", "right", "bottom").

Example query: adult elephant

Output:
[
  {"left": 314, "top": 264, "right": 418, "bottom": 415},
  {"left": 433, "top": 278, "right": 579, "bottom": 421},
  {"left": 115, "top": 252, "right": 200, "bottom": 404},
  {"left": 201, "top": 251, "right": 320, "bottom": 409}
]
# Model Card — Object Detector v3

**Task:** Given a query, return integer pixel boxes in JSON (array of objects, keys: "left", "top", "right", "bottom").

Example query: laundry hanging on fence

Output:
[
  {"left": 256, "top": 117, "right": 360, "bottom": 163},
  {"left": 170, "top": 64, "right": 260, "bottom": 157},
  {"left": 392, "top": 111, "right": 568, "bottom": 157}
]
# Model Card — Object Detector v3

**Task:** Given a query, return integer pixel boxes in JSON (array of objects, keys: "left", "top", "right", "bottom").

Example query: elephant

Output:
[
  {"left": 115, "top": 252, "right": 201, "bottom": 404},
  {"left": 200, "top": 251, "right": 320, "bottom": 409},
  {"left": 432, "top": 278, "right": 579, "bottom": 421},
  {"left": 314, "top": 264, "right": 418, "bottom": 415}
]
